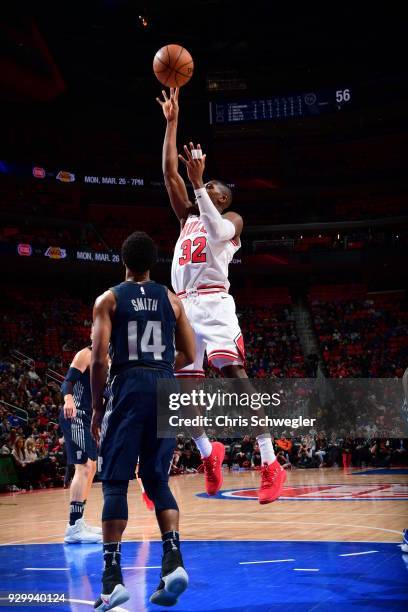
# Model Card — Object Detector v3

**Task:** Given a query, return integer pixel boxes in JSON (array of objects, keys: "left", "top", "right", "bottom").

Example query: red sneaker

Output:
[
  {"left": 142, "top": 491, "right": 155, "bottom": 511},
  {"left": 202, "top": 442, "right": 225, "bottom": 495},
  {"left": 258, "top": 460, "right": 287, "bottom": 504}
]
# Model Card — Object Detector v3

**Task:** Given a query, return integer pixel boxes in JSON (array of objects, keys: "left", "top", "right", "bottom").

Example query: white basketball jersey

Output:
[{"left": 171, "top": 214, "right": 240, "bottom": 294}]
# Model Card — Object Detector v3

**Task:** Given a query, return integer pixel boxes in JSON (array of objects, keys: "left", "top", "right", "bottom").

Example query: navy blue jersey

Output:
[
  {"left": 72, "top": 368, "right": 92, "bottom": 415},
  {"left": 109, "top": 280, "right": 176, "bottom": 376}
]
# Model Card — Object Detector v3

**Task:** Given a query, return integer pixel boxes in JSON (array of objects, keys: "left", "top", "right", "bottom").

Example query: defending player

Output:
[
  {"left": 60, "top": 343, "right": 103, "bottom": 544},
  {"left": 157, "top": 87, "right": 286, "bottom": 504},
  {"left": 91, "top": 231, "right": 195, "bottom": 611}
]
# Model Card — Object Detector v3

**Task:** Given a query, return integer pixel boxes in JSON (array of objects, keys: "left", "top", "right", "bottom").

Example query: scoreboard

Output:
[{"left": 209, "top": 88, "right": 352, "bottom": 124}]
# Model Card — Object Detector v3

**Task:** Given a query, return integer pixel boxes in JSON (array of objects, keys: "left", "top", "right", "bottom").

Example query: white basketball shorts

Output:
[{"left": 176, "top": 291, "right": 245, "bottom": 377}]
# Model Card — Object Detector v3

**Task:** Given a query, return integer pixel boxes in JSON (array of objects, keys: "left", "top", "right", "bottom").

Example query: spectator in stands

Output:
[
  {"left": 314, "top": 435, "right": 327, "bottom": 467},
  {"left": 276, "top": 449, "right": 292, "bottom": 469},
  {"left": 12, "top": 436, "right": 30, "bottom": 489},
  {"left": 7, "top": 411, "right": 20, "bottom": 428},
  {"left": 370, "top": 439, "right": 392, "bottom": 467},
  {"left": 35, "top": 436, "right": 48, "bottom": 458},
  {"left": 0, "top": 415, "right": 11, "bottom": 436},
  {"left": 234, "top": 448, "right": 249, "bottom": 468},
  {"left": 341, "top": 437, "right": 353, "bottom": 468},
  {"left": 180, "top": 443, "right": 201, "bottom": 472},
  {"left": 24, "top": 438, "right": 38, "bottom": 463},
  {"left": 0, "top": 435, "right": 13, "bottom": 455},
  {"left": 240, "top": 435, "right": 254, "bottom": 460},
  {"left": 251, "top": 443, "right": 262, "bottom": 468},
  {"left": 297, "top": 442, "right": 314, "bottom": 468}
]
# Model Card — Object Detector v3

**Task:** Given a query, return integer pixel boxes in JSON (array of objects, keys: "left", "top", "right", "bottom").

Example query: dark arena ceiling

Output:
[{"left": 1, "top": 1, "right": 407, "bottom": 181}]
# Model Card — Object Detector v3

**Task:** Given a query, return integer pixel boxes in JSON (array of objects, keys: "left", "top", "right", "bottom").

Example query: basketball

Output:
[{"left": 153, "top": 44, "right": 194, "bottom": 88}]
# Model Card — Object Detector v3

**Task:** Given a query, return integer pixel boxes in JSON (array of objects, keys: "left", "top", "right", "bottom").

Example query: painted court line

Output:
[
  {"left": 239, "top": 559, "right": 295, "bottom": 565},
  {"left": 339, "top": 550, "right": 378, "bottom": 557},
  {"left": 293, "top": 568, "right": 320, "bottom": 572},
  {"left": 24, "top": 567, "right": 69, "bottom": 571},
  {"left": 122, "top": 566, "right": 161, "bottom": 569}
]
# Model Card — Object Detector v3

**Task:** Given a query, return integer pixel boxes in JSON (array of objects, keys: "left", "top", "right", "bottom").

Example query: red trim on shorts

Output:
[
  {"left": 208, "top": 353, "right": 241, "bottom": 364},
  {"left": 230, "top": 239, "right": 238, "bottom": 246},
  {"left": 207, "top": 349, "right": 240, "bottom": 358},
  {"left": 176, "top": 284, "right": 227, "bottom": 297},
  {"left": 175, "top": 374, "right": 205, "bottom": 378}
]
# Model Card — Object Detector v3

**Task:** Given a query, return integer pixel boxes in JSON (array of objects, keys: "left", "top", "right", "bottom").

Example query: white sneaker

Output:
[
  {"left": 402, "top": 529, "right": 408, "bottom": 553},
  {"left": 64, "top": 518, "right": 102, "bottom": 544},
  {"left": 83, "top": 520, "right": 102, "bottom": 535}
]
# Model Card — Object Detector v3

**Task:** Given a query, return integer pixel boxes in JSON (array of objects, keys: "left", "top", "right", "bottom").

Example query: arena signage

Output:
[
  {"left": 17, "top": 243, "right": 32, "bottom": 257},
  {"left": 75, "top": 250, "right": 121, "bottom": 263}
]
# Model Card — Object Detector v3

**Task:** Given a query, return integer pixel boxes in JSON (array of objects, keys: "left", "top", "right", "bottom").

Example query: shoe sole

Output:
[
  {"left": 94, "top": 584, "right": 130, "bottom": 611},
  {"left": 259, "top": 469, "right": 287, "bottom": 505},
  {"left": 206, "top": 443, "right": 225, "bottom": 496},
  {"left": 402, "top": 544, "right": 408, "bottom": 553},
  {"left": 64, "top": 536, "right": 102, "bottom": 544},
  {"left": 149, "top": 566, "right": 189, "bottom": 607}
]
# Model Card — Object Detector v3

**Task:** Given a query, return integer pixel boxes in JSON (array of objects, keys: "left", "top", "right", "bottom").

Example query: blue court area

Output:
[
  {"left": 0, "top": 540, "right": 407, "bottom": 611},
  {"left": 354, "top": 468, "right": 408, "bottom": 475}
]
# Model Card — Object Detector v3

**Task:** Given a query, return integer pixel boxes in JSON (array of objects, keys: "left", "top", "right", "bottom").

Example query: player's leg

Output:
[
  {"left": 64, "top": 461, "right": 102, "bottom": 543},
  {"left": 59, "top": 412, "right": 102, "bottom": 543},
  {"left": 72, "top": 412, "right": 101, "bottom": 535},
  {"left": 142, "top": 480, "right": 188, "bottom": 607},
  {"left": 207, "top": 294, "right": 286, "bottom": 503},
  {"left": 136, "top": 472, "right": 155, "bottom": 511},
  {"left": 174, "top": 299, "right": 215, "bottom": 466},
  {"left": 94, "top": 374, "right": 145, "bottom": 611},
  {"left": 220, "top": 363, "right": 286, "bottom": 503},
  {"left": 81, "top": 459, "right": 103, "bottom": 534},
  {"left": 139, "top": 375, "right": 188, "bottom": 607},
  {"left": 93, "top": 479, "right": 130, "bottom": 611}
]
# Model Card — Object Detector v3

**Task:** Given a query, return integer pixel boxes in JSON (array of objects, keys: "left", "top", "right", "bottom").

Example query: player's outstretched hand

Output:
[
  {"left": 156, "top": 87, "right": 179, "bottom": 122},
  {"left": 178, "top": 142, "right": 206, "bottom": 189},
  {"left": 91, "top": 410, "right": 103, "bottom": 446}
]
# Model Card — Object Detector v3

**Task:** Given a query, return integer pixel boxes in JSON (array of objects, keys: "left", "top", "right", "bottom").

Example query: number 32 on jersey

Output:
[{"left": 178, "top": 236, "right": 207, "bottom": 266}]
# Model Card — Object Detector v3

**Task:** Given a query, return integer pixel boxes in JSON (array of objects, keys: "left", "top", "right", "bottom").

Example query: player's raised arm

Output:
[
  {"left": 90, "top": 290, "right": 115, "bottom": 443},
  {"left": 156, "top": 87, "right": 192, "bottom": 221},
  {"left": 179, "top": 142, "right": 243, "bottom": 241},
  {"left": 167, "top": 290, "right": 196, "bottom": 370}
]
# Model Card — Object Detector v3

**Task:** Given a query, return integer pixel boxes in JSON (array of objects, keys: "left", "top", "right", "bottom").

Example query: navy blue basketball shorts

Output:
[
  {"left": 59, "top": 408, "right": 98, "bottom": 465},
  {"left": 98, "top": 368, "right": 175, "bottom": 482}
]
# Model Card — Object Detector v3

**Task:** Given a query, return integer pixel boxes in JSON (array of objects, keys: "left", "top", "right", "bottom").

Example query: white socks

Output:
[
  {"left": 257, "top": 435, "right": 276, "bottom": 465},
  {"left": 194, "top": 434, "right": 213, "bottom": 459},
  {"left": 194, "top": 433, "right": 275, "bottom": 463}
]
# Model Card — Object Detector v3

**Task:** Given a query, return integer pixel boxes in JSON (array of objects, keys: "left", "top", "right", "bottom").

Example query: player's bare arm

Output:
[
  {"left": 179, "top": 142, "right": 243, "bottom": 240},
  {"left": 62, "top": 348, "right": 91, "bottom": 419},
  {"left": 167, "top": 290, "right": 196, "bottom": 370},
  {"left": 90, "top": 290, "right": 115, "bottom": 444},
  {"left": 157, "top": 87, "right": 193, "bottom": 221}
]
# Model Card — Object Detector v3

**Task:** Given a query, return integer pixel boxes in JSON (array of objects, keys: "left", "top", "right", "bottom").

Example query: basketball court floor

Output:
[{"left": 1, "top": 467, "right": 407, "bottom": 610}]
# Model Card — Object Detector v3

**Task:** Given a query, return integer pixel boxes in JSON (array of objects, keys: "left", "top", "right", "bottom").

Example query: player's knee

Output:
[
  {"left": 102, "top": 480, "right": 129, "bottom": 521},
  {"left": 76, "top": 462, "right": 91, "bottom": 479},
  {"left": 83, "top": 460, "right": 93, "bottom": 477},
  {"left": 88, "top": 459, "right": 97, "bottom": 475},
  {"left": 141, "top": 478, "right": 178, "bottom": 513}
]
